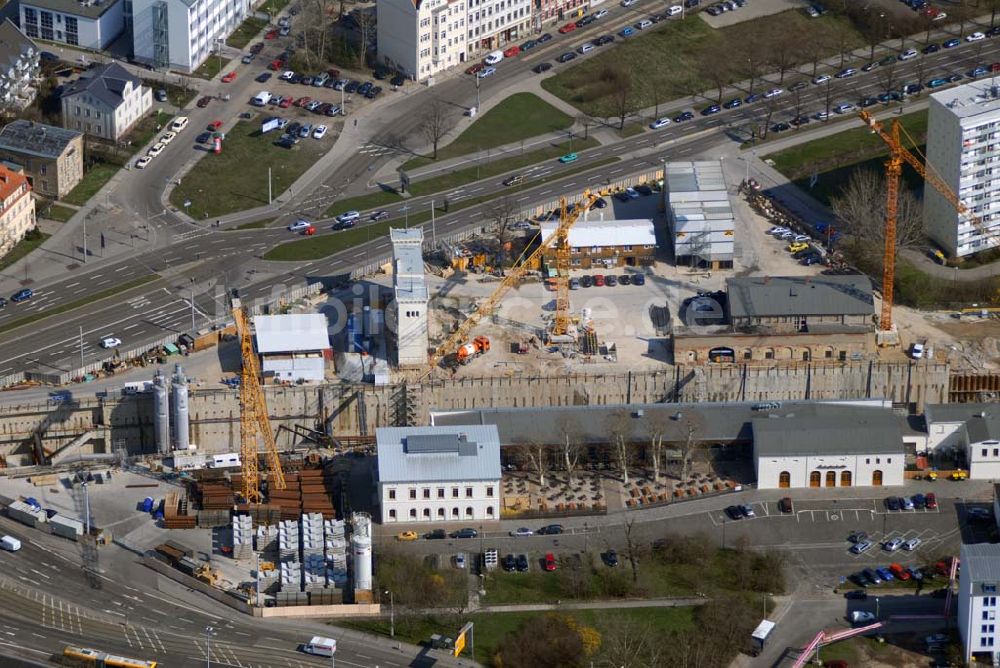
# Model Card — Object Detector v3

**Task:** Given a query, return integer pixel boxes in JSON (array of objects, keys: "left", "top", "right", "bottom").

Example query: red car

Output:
[
  {"left": 268, "top": 59, "right": 283, "bottom": 71},
  {"left": 503, "top": 45, "right": 520, "bottom": 58},
  {"left": 265, "top": 29, "right": 279, "bottom": 39},
  {"left": 279, "top": 97, "right": 292, "bottom": 108},
  {"left": 991, "top": 62, "right": 1000, "bottom": 72},
  {"left": 466, "top": 63, "right": 485, "bottom": 75},
  {"left": 221, "top": 71, "right": 237, "bottom": 83},
  {"left": 294, "top": 96, "right": 311, "bottom": 107},
  {"left": 558, "top": 22, "right": 577, "bottom": 33},
  {"left": 207, "top": 120, "right": 223, "bottom": 131},
  {"left": 302, "top": 225, "right": 316, "bottom": 236},
  {"left": 925, "top": 492, "right": 938, "bottom": 509},
  {"left": 544, "top": 553, "right": 557, "bottom": 572}
]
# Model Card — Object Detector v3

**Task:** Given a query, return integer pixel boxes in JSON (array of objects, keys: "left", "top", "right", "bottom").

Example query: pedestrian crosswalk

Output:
[
  {"left": 357, "top": 142, "right": 395, "bottom": 156},
  {"left": 39, "top": 592, "right": 84, "bottom": 635},
  {"left": 123, "top": 624, "right": 167, "bottom": 652}
]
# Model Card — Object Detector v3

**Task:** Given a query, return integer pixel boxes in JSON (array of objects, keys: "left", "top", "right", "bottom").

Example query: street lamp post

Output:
[
  {"left": 190, "top": 277, "right": 196, "bottom": 332},
  {"left": 384, "top": 590, "right": 394, "bottom": 637},
  {"left": 205, "top": 626, "right": 216, "bottom": 668}
]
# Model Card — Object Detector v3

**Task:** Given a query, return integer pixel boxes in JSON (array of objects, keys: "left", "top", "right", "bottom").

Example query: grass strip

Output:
[{"left": 0, "top": 275, "right": 158, "bottom": 335}]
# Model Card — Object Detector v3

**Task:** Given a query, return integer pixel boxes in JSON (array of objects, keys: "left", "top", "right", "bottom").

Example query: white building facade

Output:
[
  {"left": 253, "top": 313, "right": 330, "bottom": 383},
  {"left": 926, "top": 83, "right": 1000, "bottom": 258},
  {"left": 0, "top": 165, "right": 35, "bottom": 259},
  {"left": 753, "top": 412, "right": 905, "bottom": 489},
  {"left": 377, "top": 0, "right": 530, "bottom": 81},
  {"left": 925, "top": 403, "right": 1000, "bottom": 477},
  {"left": 20, "top": 0, "right": 124, "bottom": 50},
  {"left": 60, "top": 63, "right": 152, "bottom": 141},
  {"left": 959, "top": 543, "right": 1000, "bottom": 664},
  {"left": 389, "top": 228, "right": 428, "bottom": 367},
  {"left": 376, "top": 425, "right": 502, "bottom": 523},
  {"left": 131, "top": 0, "right": 249, "bottom": 73},
  {"left": 0, "top": 20, "right": 40, "bottom": 111}
]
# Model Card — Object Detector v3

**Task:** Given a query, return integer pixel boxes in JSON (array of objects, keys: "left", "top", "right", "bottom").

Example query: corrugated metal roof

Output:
[
  {"left": 962, "top": 543, "right": 1000, "bottom": 585},
  {"left": 727, "top": 275, "right": 874, "bottom": 318},
  {"left": 377, "top": 425, "right": 501, "bottom": 483},
  {"left": 431, "top": 400, "right": 894, "bottom": 447},
  {"left": 253, "top": 314, "right": 330, "bottom": 354},
  {"left": 539, "top": 218, "right": 656, "bottom": 248},
  {"left": 752, "top": 410, "right": 903, "bottom": 457}
]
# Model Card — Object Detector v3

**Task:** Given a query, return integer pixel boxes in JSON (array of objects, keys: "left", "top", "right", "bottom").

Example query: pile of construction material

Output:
[
  {"left": 196, "top": 483, "right": 235, "bottom": 527},
  {"left": 232, "top": 515, "right": 252, "bottom": 560},
  {"left": 162, "top": 492, "right": 196, "bottom": 529},
  {"left": 300, "top": 469, "right": 337, "bottom": 518},
  {"left": 325, "top": 518, "right": 348, "bottom": 592}
]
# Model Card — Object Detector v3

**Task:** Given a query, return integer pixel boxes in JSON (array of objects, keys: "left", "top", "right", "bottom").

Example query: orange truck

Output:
[{"left": 456, "top": 336, "right": 490, "bottom": 364}]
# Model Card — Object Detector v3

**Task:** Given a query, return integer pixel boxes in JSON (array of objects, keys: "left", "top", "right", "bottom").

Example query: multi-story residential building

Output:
[
  {"left": 131, "top": 0, "right": 250, "bottom": 73},
  {"left": 959, "top": 543, "right": 1000, "bottom": 664},
  {"left": 926, "top": 82, "right": 1000, "bottom": 258},
  {"left": 664, "top": 160, "right": 736, "bottom": 269},
  {"left": 377, "top": 0, "right": 530, "bottom": 81},
  {"left": 0, "top": 20, "right": 40, "bottom": 111},
  {"left": 19, "top": 0, "right": 125, "bottom": 50},
  {"left": 377, "top": 425, "right": 502, "bottom": 524},
  {"left": 0, "top": 120, "right": 83, "bottom": 199},
  {"left": 532, "top": 0, "right": 586, "bottom": 29},
  {"left": 0, "top": 165, "right": 35, "bottom": 259},
  {"left": 60, "top": 62, "right": 152, "bottom": 141}
]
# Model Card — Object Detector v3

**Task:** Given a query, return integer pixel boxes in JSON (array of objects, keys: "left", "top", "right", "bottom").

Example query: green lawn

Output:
[
  {"left": 258, "top": 0, "right": 289, "bottom": 16},
  {"left": 169, "top": 120, "right": 327, "bottom": 219},
  {"left": 61, "top": 163, "right": 120, "bottom": 207},
  {"left": 407, "top": 137, "right": 600, "bottom": 196},
  {"left": 191, "top": 56, "right": 231, "bottom": 81},
  {"left": 40, "top": 204, "right": 76, "bottom": 222},
  {"left": 0, "top": 230, "right": 49, "bottom": 273},
  {"left": 402, "top": 93, "right": 575, "bottom": 169},
  {"left": 128, "top": 110, "right": 174, "bottom": 153},
  {"left": 339, "top": 607, "right": 695, "bottom": 666},
  {"left": 144, "top": 80, "right": 197, "bottom": 109},
  {"left": 542, "top": 10, "right": 865, "bottom": 117},
  {"left": 768, "top": 110, "right": 928, "bottom": 205},
  {"left": 227, "top": 17, "right": 267, "bottom": 49}
]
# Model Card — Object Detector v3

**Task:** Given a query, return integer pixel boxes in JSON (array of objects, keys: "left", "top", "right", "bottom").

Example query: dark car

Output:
[
  {"left": 745, "top": 93, "right": 762, "bottom": 104},
  {"left": 673, "top": 111, "right": 695, "bottom": 122},
  {"left": 196, "top": 131, "right": 212, "bottom": 143},
  {"left": 357, "top": 81, "right": 373, "bottom": 95},
  {"left": 0, "top": 296, "right": 7, "bottom": 309},
  {"left": 912, "top": 493, "right": 926, "bottom": 509},
  {"left": 520, "top": 39, "right": 537, "bottom": 51},
  {"left": 557, "top": 52, "right": 577, "bottom": 63},
  {"left": 886, "top": 496, "right": 901, "bottom": 511},
  {"left": 537, "top": 32, "right": 553, "bottom": 43},
  {"left": 723, "top": 98, "right": 742, "bottom": 109},
  {"left": 619, "top": 274, "right": 631, "bottom": 285},
  {"left": 635, "top": 184, "right": 653, "bottom": 196},
  {"left": 771, "top": 122, "right": 791, "bottom": 133},
  {"left": 604, "top": 550, "right": 619, "bottom": 567},
  {"left": 533, "top": 62, "right": 553, "bottom": 73},
  {"left": 701, "top": 104, "right": 721, "bottom": 116},
  {"left": 789, "top": 80, "right": 808, "bottom": 91},
  {"left": 922, "top": 43, "right": 940, "bottom": 54},
  {"left": 791, "top": 115, "right": 811, "bottom": 126},
  {"left": 725, "top": 505, "right": 743, "bottom": 520},
  {"left": 515, "top": 554, "right": 529, "bottom": 572},
  {"left": 943, "top": 38, "right": 961, "bottom": 48},
  {"left": 989, "top": 25, "right": 1000, "bottom": 37},
  {"left": 859, "top": 96, "right": 878, "bottom": 107},
  {"left": 332, "top": 220, "right": 356, "bottom": 231},
  {"left": 10, "top": 289, "right": 32, "bottom": 303},
  {"left": 594, "top": 35, "right": 615, "bottom": 46},
  {"left": 632, "top": 274, "right": 645, "bottom": 285},
  {"left": 391, "top": 74, "right": 406, "bottom": 86},
  {"left": 580, "top": 275, "right": 593, "bottom": 288},
  {"left": 845, "top": 589, "right": 868, "bottom": 600},
  {"left": 539, "top": 524, "right": 564, "bottom": 535},
  {"left": 968, "top": 507, "right": 993, "bottom": 522},
  {"left": 370, "top": 210, "right": 390, "bottom": 221},
  {"left": 424, "top": 529, "right": 446, "bottom": 540},
  {"left": 345, "top": 80, "right": 360, "bottom": 93},
  {"left": 451, "top": 528, "right": 478, "bottom": 539},
  {"left": 197, "top": 96, "right": 212, "bottom": 108},
  {"left": 593, "top": 197, "right": 607, "bottom": 208},
  {"left": 605, "top": 275, "right": 618, "bottom": 287},
  {"left": 502, "top": 554, "right": 516, "bottom": 571}
]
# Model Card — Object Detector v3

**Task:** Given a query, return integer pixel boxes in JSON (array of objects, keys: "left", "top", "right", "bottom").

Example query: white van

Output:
[
  {"left": 637, "top": 19, "right": 653, "bottom": 29},
  {"left": 667, "top": 4, "right": 683, "bottom": 15},
  {"left": 169, "top": 116, "right": 189, "bottom": 132},
  {"left": 252, "top": 91, "right": 272, "bottom": 106},
  {"left": 1, "top": 536, "right": 21, "bottom": 552},
  {"left": 484, "top": 50, "right": 504, "bottom": 65},
  {"left": 303, "top": 636, "right": 336, "bottom": 657},
  {"left": 578, "top": 42, "right": 594, "bottom": 54}
]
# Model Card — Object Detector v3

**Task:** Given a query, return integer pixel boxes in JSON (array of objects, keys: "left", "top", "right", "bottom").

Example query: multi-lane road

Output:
[{"left": 4, "top": 10, "right": 1000, "bottom": 381}]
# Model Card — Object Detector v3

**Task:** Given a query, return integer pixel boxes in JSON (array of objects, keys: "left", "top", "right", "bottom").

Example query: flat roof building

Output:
[
  {"left": 664, "top": 161, "right": 735, "bottom": 269},
  {"left": 376, "top": 425, "right": 502, "bottom": 523},
  {"left": 20, "top": 0, "right": 125, "bottom": 50},
  {"left": 253, "top": 313, "right": 331, "bottom": 383},
  {"left": 390, "top": 228, "right": 428, "bottom": 367},
  {"left": 926, "top": 82, "right": 1000, "bottom": 258},
  {"left": 539, "top": 218, "right": 657, "bottom": 270},
  {"left": 958, "top": 543, "right": 1000, "bottom": 664}
]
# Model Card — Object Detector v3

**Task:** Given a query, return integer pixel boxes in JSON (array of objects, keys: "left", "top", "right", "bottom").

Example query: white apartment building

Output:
[
  {"left": 20, "top": 0, "right": 124, "bottom": 50},
  {"left": 959, "top": 543, "right": 1000, "bottom": 664},
  {"left": 376, "top": 425, "right": 502, "bottom": 523},
  {"left": 926, "top": 82, "right": 1000, "bottom": 258},
  {"left": 60, "top": 62, "right": 152, "bottom": 141},
  {"left": 388, "top": 228, "right": 428, "bottom": 367},
  {"left": 0, "top": 20, "right": 40, "bottom": 112},
  {"left": 377, "top": 0, "right": 531, "bottom": 81},
  {"left": 0, "top": 165, "right": 35, "bottom": 259},
  {"left": 131, "top": 0, "right": 249, "bottom": 73}
]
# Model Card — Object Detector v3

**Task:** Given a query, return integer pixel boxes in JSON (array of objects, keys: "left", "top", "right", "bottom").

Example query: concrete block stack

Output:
[
  {"left": 325, "top": 518, "right": 349, "bottom": 590},
  {"left": 279, "top": 561, "right": 302, "bottom": 593},
  {"left": 258, "top": 562, "right": 280, "bottom": 595},
  {"left": 302, "top": 513, "right": 325, "bottom": 592},
  {"left": 255, "top": 524, "right": 278, "bottom": 556},
  {"left": 232, "top": 514, "right": 253, "bottom": 560},
  {"left": 278, "top": 519, "right": 300, "bottom": 563}
]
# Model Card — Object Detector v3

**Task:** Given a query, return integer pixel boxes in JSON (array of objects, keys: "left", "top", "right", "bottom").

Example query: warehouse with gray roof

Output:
[{"left": 663, "top": 161, "right": 735, "bottom": 269}]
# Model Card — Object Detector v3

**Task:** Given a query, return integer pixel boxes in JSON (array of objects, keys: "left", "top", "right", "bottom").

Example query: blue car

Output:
[
  {"left": 701, "top": 105, "right": 721, "bottom": 115},
  {"left": 913, "top": 493, "right": 926, "bottom": 509},
  {"left": 745, "top": 93, "right": 762, "bottom": 104},
  {"left": 969, "top": 66, "right": 989, "bottom": 78},
  {"left": 673, "top": 111, "right": 695, "bottom": 122},
  {"left": 876, "top": 567, "right": 895, "bottom": 581},
  {"left": 927, "top": 78, "right": 948, "bottom": 88},
  {"left": 943, "top": 38, "right": 961, "bottom": 48},
  {"left": 10, "top": 288, "right": 32, "bottom": 303},
  {"left": 723, "top": 98, "right": 742, "bottom": 109},
  {"left": 520, "top": 39, "right": 537, "bottom": 51},
  {"left": 619, "top": 26, "right": 635, "bottom": 37}
]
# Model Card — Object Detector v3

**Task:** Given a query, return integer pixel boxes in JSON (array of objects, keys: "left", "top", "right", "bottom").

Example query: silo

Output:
[
  {"left": 152, "top": 370, "right": 170, "bottom": 454},
  {"left": 362, "top": 305, "right": 372, "bottom": 337},
  {"left": 170, "top": 364, "right": 190, "bottom": 451},
  {"left": 351, "top": 534, "right": 372, "bottom": 591}
]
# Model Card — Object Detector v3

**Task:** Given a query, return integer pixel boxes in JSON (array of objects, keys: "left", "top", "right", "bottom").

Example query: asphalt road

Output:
[{"left": 5, "top": 22, "right": 1000, "bottom": 379}]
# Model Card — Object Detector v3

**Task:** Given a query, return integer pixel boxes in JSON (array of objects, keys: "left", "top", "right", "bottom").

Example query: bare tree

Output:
[
  {"left": 677, "top": 413, "right": 704, "bottom": 482},
  {"left": 647, "top": 414, "right": 670, "bottom": 482},
  {"left": 600, "top": 64, "right": 636, "bottom": 130},
  {"left": 355, "top": 7, "right": 377, "bottom": 68},
  {"left": 576, "top": 114, "right": 594, "bottom": 141},
  {"left": 486, "top": 196, "right": 518, "bottom": 266},
  {"left": 605, "top": 410, "right": 634, "bottom": 485},
  {"left": 621, "top": 515, "right": 640, "bottom": 583},
  {"left": 515, "top": 440, "right": 548, "bottom": 487},
  {"left": 421, "top": 99, "right": 453, "bottom": 161},
  {"left": 765, "top": 25, "right": 799, "bottom": 84},
  {"left": 600, "top": 617, "right": 663, "bottom": 667},
  {"left": 555, "top": 416, "right": 583, "bottom": 484},
  {"left": 831, "top": 169, "right": 925, "bottom": 268},
  {"left": 700, "top": 59, "right": 732, "bottom": 105}
]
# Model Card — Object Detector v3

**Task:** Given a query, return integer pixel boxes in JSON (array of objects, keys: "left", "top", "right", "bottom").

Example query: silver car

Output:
[{"left": 883, "top": 537, "right": 904, "bottom": 552}]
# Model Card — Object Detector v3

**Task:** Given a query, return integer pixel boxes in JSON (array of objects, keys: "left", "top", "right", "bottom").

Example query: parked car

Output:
[
  {"left": 926, "top": 493, "right": 938, "bottom": 509},
  {"left": 515, "top": 554, "right": 529, "bottom": 571},
  {"left": 863, "top": 568, "right": 882, "bottom": 585},
  {"left": 197, "top": 96, "right": 212, "bottom": 108},
  {"left": 886, "top": 496, "right": 901, "bottom": 511},
  {"left": 844, "top": 589, "right": 868, "bottom": 600},
  {"left": 544, "top": 553, "right": 557, "bottom": 571},
  {"left": 851, "top": 611, "right": 876, "bottom": 625},
  {"left": 725, "top": 505, "right": 743, "bottom": 520},
  {"left": 502, "top": 554, "right": 516, "bottom": 571},
  {"left": 510, "top": 527, "right": 534, "bottom": 537},
  {"left": 779, "top": 497, "right": 793, "bottom": 513},
  {"left": 604, "top": 550, "right": 619, "bottom": 567},
  {"left": 538, "top": 524, "right": 564, "bottom": 535},
  {"left": 650, "top": 117, "right": 671, "bottom": 129},
  {"left": 850, "top": 540, "right": 873, "bottom": 554},
  {"left": 739, "top": 504, "right": 755, "bottom": 518},
  {"left": 875, "top": 567, "right": 895, "bottom": 581},
  {"left": 425, "top": 529, "right": 446, "bottom": 540},
  {"left": 450, "top": 528, "right": 478, "bottom": 539},
  {"left": 884, "top": 537, "right": 904, "bottom": 552},
  {"left": 848, "top": 530, "right": 869, "bottom": 544},
  {"left": 903, "top": 538, "right": 922, "bottom": 551}
]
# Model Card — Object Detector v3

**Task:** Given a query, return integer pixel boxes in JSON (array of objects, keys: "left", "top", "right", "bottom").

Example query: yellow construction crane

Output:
[
  {"left": 859, "top": 110, "right": 999, "bottom": 339},
  {"left": 232, "top": 300, "right": 286, "bottom": 502},
  {"left": 425, "top": 189, "right": 599, "bottom": 371}
]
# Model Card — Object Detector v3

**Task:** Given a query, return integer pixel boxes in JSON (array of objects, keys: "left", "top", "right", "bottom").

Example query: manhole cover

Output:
[{"left": 830, "top": 514, "right": 839, "bottom": 521}]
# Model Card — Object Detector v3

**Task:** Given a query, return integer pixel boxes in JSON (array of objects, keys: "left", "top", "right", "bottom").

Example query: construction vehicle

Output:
[
  {"left": 424, "top": 189, "right": 600, "bottom": 373},
  {"left": 950, "top": 469, "right": 968, "bottom": 481},
  {"left": 232, "top": 298, "right": 286, "bottom": 502},
  {"left": 859, "top": 110, "right": 1000, "bottom": 345},
  {"left": 456, "top": 336, "right": 490, "bottom": 364},
  {"left": 194, "top": 562, "right": 221, "bottom": 586}
]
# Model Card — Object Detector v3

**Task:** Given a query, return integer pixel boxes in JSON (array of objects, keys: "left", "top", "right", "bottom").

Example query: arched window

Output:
[
  {"left": 841, "top": 471, "right": 852, "bottom": 487},
  {"left": 422, "top": 508, "right": 430, "bottom": 518},
  {"left": 486, "top": 506, "right": 495, "bottom": 517},
  {"left": 437, "top": 508, "right": 445, "bottom": 518},
  {"left": 825, "top": 471, "right": 836, "bottom": 487},
  {"left": 809, "top": 471, "right": 821, "bottom": 487},
  {"left": 452, "top": 507, "right": 459, "bottom": 517},
  {"left": 465, "top": 506, "right": 473, "bottom": 517},
  {"left": 778, "top": 471, "right": 790, "bottom": 488},
  {"left": 872, "top": 470, "right": 883, "bottom": 486},
  {"left": 389, "top": 509, "right": 397, "bottom": 520}
]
